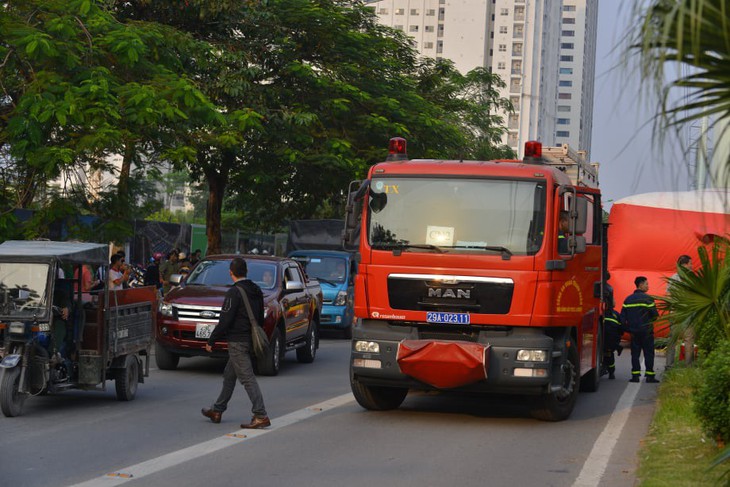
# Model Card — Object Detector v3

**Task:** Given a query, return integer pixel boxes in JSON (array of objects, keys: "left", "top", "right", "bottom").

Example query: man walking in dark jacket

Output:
[
  {"left": 621, "top": 276, "right": 659, "bottom": 383},
  {"left": 201, "top": 257, "right": 270, "bottom": 428}
]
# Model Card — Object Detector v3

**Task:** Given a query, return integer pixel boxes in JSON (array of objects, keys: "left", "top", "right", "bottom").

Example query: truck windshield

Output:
[
  {"left": 186, "top": 260, "right": 278, "bottom": 290},
  {"left": 291, "top": 256, "right": 347, "bottom": 284},
  {"left": 0, "top": 263, "right": 50, "bottom": 318},
  {"left": 368, "top": 177, "right": 546, "bottom": 256}
]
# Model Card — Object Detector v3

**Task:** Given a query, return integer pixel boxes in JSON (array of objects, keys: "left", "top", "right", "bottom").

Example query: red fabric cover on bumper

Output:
[{"left": 396, "top": 340, "right": 489, "bottom": 389}]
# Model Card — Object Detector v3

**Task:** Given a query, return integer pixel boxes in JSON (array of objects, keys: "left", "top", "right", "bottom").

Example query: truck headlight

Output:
[
  {"left": 355, "top": 341, "right": 379, "bottom": 353},
  {"left": 159, "top": 302, "right": 173, "bottom": 317},
  {"left": 517, "top": 349, "right": 548, "bottom": 362},
  {"left": 334, "top": 291, "right": 348, "bottom": 306}
]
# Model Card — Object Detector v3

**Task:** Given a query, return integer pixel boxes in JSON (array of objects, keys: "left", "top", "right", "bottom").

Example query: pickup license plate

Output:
[
  {"left": 426, "top": 312, "right": 470, "bottom": 325},
  {"left": 195, "top": 323, "right": 216, "bottom": 339}
]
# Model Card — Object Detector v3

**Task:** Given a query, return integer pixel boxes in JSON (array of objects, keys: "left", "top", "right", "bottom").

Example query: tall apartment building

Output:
[{"left": 369, "top": 0, "right": 598, "bottom": 158}]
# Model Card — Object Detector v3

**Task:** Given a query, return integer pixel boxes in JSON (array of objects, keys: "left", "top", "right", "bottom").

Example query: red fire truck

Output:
[{"left": 344, "top": 139, "right": 605, "bottom": 421}]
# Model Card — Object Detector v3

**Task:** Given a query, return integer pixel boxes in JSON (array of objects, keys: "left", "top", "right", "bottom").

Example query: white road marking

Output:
[
  {"left": 572, "top": 384, "right": 642, "bottom": 487},
  {"left": 68, "top": 393, "right": 354, "bottom": 487}
]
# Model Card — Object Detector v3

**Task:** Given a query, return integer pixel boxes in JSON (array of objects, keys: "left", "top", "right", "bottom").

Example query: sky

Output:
[{"left": 590, "top": 0, "right": 692, "bottom": 208}]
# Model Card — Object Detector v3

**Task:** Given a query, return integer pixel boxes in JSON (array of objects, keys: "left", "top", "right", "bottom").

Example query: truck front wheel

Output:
[
  {"left": 351, "top": 374, "right": 408, "bottom": 411},
  {"left": 530, "top": 342, "right": 579, "bottom": 421}
]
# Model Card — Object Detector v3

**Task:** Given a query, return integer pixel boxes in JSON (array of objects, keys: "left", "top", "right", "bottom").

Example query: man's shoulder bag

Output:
[{"left": 235, "top": 285, "right": 269, "bottom": 359}]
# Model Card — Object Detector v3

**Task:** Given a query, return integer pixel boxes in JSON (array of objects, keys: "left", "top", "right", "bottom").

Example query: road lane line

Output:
[
  {"left": 572, "top": 384, "right": 642, "bottom": 487},
  {"left": 68, "top": 393, "right": 354, "bottom": 487}
]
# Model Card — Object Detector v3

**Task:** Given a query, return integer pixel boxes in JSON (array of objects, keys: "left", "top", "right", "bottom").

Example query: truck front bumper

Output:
[
  {"left": 351, "top": 319, "right": 555, "bottom": 395},
  {"left": 319, "top": 304, "right": 350, "bottom": 330}
]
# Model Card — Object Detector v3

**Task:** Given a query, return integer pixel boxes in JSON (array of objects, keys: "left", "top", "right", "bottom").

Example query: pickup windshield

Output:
[
  {"left": 0, "top": 263, "right": 50, "bottom": 318},
  {"left": 368, "top": 177, "right": 546, "bottom": 256},
  {"left": 185, "top": 259, "right": 278, "bottom": 290}
]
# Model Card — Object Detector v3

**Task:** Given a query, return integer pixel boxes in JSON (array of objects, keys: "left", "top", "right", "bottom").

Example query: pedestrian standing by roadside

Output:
[
  {"left": 601, "top": 296, "right": 624, "bottom": 380},
  {"left": 159, "top": 250, "right": 180, "bottom": 295},
  {"left": 621, "top": 276, "right": 660, "bottom": 383},
  {"left": 201, "top": 257, "right": 270, "bottom": 429},
  {"left": 108, "top": 254, "right": 130, "bottom": 291},
  {"left": 666, "top": 255, "right": 693, "bottom": 369}
]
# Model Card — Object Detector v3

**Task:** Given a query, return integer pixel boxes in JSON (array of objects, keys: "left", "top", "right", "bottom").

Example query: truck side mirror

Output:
[
  {"left": 573, "top": 197, "right": 588, "bottom": 235},
  {"left": 343, "top": 180, "right": 368, "bottom": 249},
  {"left": 571, "top": 235, "right": 586, "bottom": 254}
]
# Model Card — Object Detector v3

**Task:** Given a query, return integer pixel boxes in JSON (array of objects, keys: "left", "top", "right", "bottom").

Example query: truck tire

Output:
[
  {"left": 155, "top": 342, "right": 180, "bottom": 370},
  {"left": 296, "top": 319, "right": 318, "bottom": 363},
  {"left": 580, "top": 324, "right": 602, "bottom": 393},
  {"left": 258, "top": 328, "right": 281, "bottom": 376},
  {"left": 351, "top": 375, "right": 408, "bottom": 411},
  {"left": 531, "top": 342, "right": 579, "bottom": 421},
  {"left": 115, "top": 355, "right": 139, "bottom": 401},
  {"left": 0, "top": 367, "right": 27, "bottom": 417}
]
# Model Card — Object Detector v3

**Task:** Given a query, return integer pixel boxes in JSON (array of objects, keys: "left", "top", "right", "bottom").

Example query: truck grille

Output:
[
  {"left": 387, "top": 274, "right": 514, "bottom": 315},
  {"left": 172, "top": 303, "right": 221, "bottom": 322}
]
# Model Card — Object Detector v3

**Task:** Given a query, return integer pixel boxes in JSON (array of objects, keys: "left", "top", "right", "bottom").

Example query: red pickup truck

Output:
[{"left": 155, "top": 254, "right": 323, "bottom": 375}]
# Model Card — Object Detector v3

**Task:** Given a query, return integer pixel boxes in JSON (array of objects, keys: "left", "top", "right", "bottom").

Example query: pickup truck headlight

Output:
[
  {"left": 333, "top": 290, "right": 348, "bottom": 306},
  {"left": 159, "top": 302, "right": 173, "bottom": 317}
]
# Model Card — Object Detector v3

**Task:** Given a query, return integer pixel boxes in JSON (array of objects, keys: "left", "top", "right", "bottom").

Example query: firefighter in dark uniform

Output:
[
  {"left": 601, "top": 296, "right": 623, "bottom": 380},
  {"left": 621, "top": 276, "right": 659, "bottom": 383}
]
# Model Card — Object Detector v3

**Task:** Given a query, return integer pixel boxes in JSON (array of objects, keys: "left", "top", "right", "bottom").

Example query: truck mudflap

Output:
[{"left": 396, "top": 340, "right": 489, "bottom": 388}]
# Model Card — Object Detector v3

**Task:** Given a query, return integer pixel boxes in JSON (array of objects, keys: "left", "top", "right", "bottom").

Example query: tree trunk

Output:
[
  {"left": 118, "top": 140, "right": 134, "bottom": 201},
  {"left": 204, "top": 152, "right": 232, "bottom": 255}
]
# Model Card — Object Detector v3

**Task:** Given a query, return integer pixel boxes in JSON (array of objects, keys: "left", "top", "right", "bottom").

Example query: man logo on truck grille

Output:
[{"left": 428, "top": 288, "right": 470, "bottom": 299}]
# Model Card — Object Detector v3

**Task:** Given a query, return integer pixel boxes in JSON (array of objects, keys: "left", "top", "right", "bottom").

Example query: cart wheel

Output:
[
  {"left": 1, "top": 367, "right": 27, "bottom": 417},
  {"left": 115, "top": 355, "right": 139, "bottom": 401}
]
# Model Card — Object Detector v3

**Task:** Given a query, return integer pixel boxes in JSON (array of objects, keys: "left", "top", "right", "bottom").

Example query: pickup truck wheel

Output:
[
  {"left": 115, "top": 355, "right": 139, "bottom": 401},
  {"left": 351, "top": 373, "right": 407, "bottom": 411},
  {"left": 155, "top": 342, "right": 180, "bottom": 370},
  {"left": 1, "top": 367, "right": 27, "bottom": 417},
  {"left": 531, "top": 342, "right": 579, "bottom": 421},
  {"left": 258, "top": 328, "right": 281, "bottom": 376},
  {"left": 296, "top": 321, "right": 318, "bottom": 363}
]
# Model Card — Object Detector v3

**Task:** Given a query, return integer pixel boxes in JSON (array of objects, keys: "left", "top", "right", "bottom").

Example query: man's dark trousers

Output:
[
  {"left": 630, "top": 328, "right": 655, "bottom": 377},
  {"left": 213, "top": 341, "right": 266, "bottom": 417}
]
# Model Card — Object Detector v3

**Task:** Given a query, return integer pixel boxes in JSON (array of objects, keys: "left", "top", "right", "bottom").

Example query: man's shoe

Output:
[
  {"left": 629, "top": 377, "right": 640, "bottom": 383},
  {"left": 645, "top": 376, "right": 660, "bottom": 383},
  {"left": 201, "top": 408, "right": 222, "bottom": 424},
  {"left": 241, "top": 416, "right": 271, "bottom": 429}
]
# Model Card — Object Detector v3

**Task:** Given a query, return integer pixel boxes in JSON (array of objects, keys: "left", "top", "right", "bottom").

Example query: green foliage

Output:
[
  {"left": 658, "top": 239, "right": 730, "bottom": 355},
  {"left": 695, "top": 340, "right": 730, "bottom": 444}
]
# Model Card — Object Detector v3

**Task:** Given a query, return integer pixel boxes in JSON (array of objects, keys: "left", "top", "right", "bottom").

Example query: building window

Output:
[
  {"left": 499, "top": 26, "right": 508, "bottom": 34},
  {"left": 394, "top": 25, "right": 404, "bottom": 31},
  {"left": 558, "top": 93, "right": 572, "bottom": 100},
  {"left": 562, "top": 30, "right": 575, "bottom": 37},
  {"left": 513, "top": 24, "right": 524, "bottom": 37},
  {"left": 425, "top": 25, "right": 435, "bottom": 32},
  {"left": 561, "top": 42, "right": 574, "bottom": 49},
  {"left": 559, "top": 80, "right": 573, "bottom": 87},
  {"left": 410, "top": 9, "right": 419, "bottom": 15},
  {"left": 498, "top": 44, "right": 507, "bottom": 52},
  {"left": 510, "top": 96, "right": 520, "bottom": 108},
  {"left": 378, "top": 8, "right": 388, "bottom": 15},
  {"left": 563, "top": 18, "right": 576, "bottom": 24},
  {"left": 557, "top": 105, "right": 571, "bottom": 112},
  {"left": 395, "top": 8, "right": 404, "bottom": 15},
  {"left": 557, "top": 118, "right": 570, "bottom": 125},
  {"left": 560, "top": 55, "right": 574, "bottom": 62},
  {"left": 560, "top": 67, "right": 573, "bottom": 74},
  {"left": 563, "top": 5, "right": 576, "bottom": 11},
  {"left": 512, "top": 43, "right": 523, "bottom": 56},
  {"left": 511, "top": 60, "right": 522, "bottom": 74},
  {"left": 556, "top": 131, "right": 570, "bottom": 137},
  {"left": 410, "top": 25, "right": 419, "bottom": 32},
  {"left": 497, "top": 62, "right": 506, "bottom": 70},
  {"left": 426, "top": 9, "right": 435, "bottom": 16},
  {"left": 500, "top": 8, "right": 509, "bottom": 15},
  {"left": 424, "top": 42, "right": 434, "bottom": 49}
]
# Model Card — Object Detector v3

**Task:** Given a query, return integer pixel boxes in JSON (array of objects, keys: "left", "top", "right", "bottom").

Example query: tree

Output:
[
  {"left": 0, "top": 0, "right": 220, "bottom": 242},
  {"left": 632, "top": 0, "right": 730, "bottom": 188}
]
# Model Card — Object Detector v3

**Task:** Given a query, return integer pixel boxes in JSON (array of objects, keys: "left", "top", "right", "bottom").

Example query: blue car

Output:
[{"left": 288, "top": 250, "right": 356, "bottom": 338}]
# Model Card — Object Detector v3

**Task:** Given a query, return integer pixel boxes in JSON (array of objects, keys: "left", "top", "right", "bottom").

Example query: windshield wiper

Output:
[
  {"left": 373, "top": 243, "right": 445, "bottom": 255},
  {"left": 316, "top": 278, "right": 338, "bottom": 286},
  {"left": 444, "top": 245, "right": 513, "bottom": 260}
]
